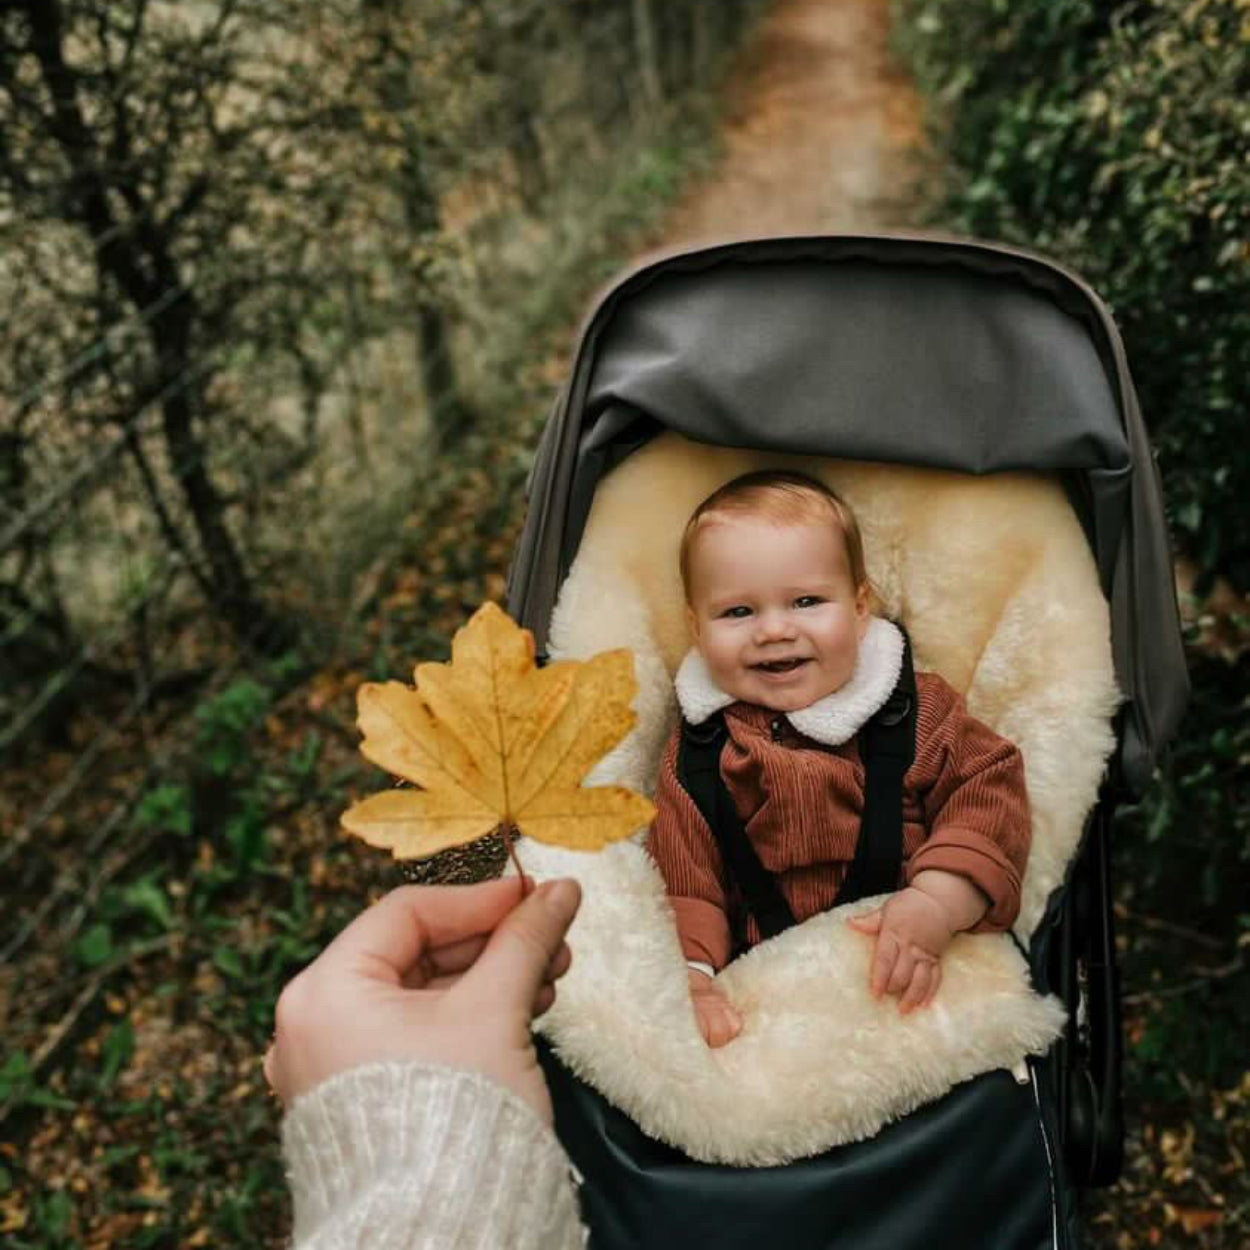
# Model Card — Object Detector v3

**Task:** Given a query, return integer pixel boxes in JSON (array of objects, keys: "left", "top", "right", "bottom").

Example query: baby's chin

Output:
[
  {"left": 729, "top": 672, "right": 844, "bottom": 712},
  {"left": 751, "top": 690, "right": 830, "bottom": 713}
]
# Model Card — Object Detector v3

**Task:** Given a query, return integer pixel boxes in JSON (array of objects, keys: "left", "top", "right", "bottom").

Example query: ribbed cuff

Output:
[
  {"left": 671, "top": 896, "right": 731, "bottom": 969},
  {"left": 905, "top": 830, "right": 1022, "bottom": 932},
  {"left": 282, "top": 1062, "right": 584, "bottom": 1249}
]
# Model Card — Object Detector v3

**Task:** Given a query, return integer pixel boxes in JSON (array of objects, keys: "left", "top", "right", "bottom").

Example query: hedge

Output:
[{"left": 894, "top": 0, "right": 1250, "bottom": 588}]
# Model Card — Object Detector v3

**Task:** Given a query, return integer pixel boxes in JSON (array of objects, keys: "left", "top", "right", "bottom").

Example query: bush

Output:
[{"left": 894, "top": 0, "right": 1250, "bottom": 587}]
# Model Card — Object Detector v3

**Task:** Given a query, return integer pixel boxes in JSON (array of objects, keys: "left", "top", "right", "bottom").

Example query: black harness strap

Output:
[
  {"left": 677, "top": 714, "right": 796, "bottom": 942},
  {"left": 834, "top": 630, "right": 917, "bottom": 906},
  {"left": 675, "top": 629, "right": 918, "bottom": 949}
]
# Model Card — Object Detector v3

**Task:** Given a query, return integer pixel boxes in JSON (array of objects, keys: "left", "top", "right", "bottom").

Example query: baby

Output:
[{"left": 647, "top": 470, "right": 1032, "bottom": 1048}]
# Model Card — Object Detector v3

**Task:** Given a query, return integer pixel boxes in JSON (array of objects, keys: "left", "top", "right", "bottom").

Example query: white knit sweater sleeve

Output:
[{"left": 282, "top": 1061, "right": 586, "bottom": 1249}]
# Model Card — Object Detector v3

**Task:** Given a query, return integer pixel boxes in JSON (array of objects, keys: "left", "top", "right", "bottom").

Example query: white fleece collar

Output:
[{"left": 673, "top": 617, "right": 905, "bottom": 746}]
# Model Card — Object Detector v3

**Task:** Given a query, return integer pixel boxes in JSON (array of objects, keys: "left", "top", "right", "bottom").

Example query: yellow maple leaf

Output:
[{"left": 341, "top": 602, "right": 655, "bottom": 860}]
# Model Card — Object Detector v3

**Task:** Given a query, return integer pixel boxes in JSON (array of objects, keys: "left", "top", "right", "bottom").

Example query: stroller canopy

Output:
[{"left": 510, "top": 234, "right": 1188, "bottom": 793}]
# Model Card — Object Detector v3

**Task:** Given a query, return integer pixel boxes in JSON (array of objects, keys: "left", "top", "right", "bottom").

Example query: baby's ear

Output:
[
  {"left": 855, "top": 583, "right": 872, "bottom": 637},
  {"left": 685, "top": 604, "right": 701, "bottom": 645}
]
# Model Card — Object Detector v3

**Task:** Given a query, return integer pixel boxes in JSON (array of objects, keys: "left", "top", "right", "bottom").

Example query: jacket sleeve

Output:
[
  {"left": 645, "top": 729, "right": 734, "bottom": 970},
  {"left": 904, "top": 676, "right": 1032, "bottom": 933},
  {"left": 283, "top": 1061, "right": 585, "bottom": 1249}
]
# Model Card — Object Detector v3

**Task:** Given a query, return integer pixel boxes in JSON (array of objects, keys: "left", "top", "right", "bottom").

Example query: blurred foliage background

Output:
[
  {"left": 0, "top": 0, "right": 765, "bottom": 1243},
  {"left": 1, "top": 0, "right": 1245, "bottom": 1246}
]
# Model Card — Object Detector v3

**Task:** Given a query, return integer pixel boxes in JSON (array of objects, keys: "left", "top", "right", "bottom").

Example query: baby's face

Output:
[{"left": 686, "top": 517, "right": 870, "bottom": 713}]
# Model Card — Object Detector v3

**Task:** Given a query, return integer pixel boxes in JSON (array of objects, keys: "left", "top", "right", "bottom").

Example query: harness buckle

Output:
[
  {"left": 876, "top": 692, "right": 913, "bottom": 728},
  {"left": 684, "top": 716, "right": 725, "bottom": 746}
]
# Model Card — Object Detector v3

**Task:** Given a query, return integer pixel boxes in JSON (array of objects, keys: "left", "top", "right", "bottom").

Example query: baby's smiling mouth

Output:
[{"left": 752, "top": 658, "right": 809, "bottom": 673}]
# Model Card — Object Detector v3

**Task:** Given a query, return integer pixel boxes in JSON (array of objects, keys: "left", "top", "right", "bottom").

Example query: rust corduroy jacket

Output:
[{"left": 647, "top": 671, "right": 1032, "bottom": 970}]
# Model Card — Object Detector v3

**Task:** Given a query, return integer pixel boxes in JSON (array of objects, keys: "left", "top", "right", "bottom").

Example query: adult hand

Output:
[{"left": 264, "top": 877, "right": 581, "bottom": 1124}]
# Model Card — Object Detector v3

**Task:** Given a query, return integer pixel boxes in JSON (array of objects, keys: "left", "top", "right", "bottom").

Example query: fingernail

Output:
[{"left": 537, "top": 878, "right": 579, "bottom": 913}]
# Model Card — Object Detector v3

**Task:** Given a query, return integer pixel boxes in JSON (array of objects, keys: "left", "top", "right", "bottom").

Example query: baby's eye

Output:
[
  {"left": 720, "top": 605, "right": 752, "bottom": 619},
  {"left": 794, "top": 595, "right": 825, "bottom": 609}
]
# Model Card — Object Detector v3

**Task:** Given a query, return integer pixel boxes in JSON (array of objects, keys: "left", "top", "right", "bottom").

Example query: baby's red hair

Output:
[{"left": 679, "top": 470, "right": 870, "bottom": 603}]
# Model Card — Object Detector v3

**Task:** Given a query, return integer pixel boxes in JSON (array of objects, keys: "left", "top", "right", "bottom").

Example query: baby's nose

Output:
[{"left": 754, "top": 609, "right": 797, "bottom": 642}]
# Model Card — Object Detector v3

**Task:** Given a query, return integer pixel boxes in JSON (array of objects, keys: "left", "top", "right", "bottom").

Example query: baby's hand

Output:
[
  {"left": 846, "top": 887, "right": 956, "bottom": 1014},
  {"left": 688, "top": 968, "right": 743, "bottom": 1048}
]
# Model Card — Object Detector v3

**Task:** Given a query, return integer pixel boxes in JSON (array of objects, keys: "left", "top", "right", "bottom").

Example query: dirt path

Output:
[{"left": 662, "top": 0, "right": 929, "bottom": 241}]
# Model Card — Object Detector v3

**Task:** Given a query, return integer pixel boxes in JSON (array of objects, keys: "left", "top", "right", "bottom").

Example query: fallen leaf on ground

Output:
[{"left": 1166, "top": 1205, "right": 1223, "bottom": 1234}]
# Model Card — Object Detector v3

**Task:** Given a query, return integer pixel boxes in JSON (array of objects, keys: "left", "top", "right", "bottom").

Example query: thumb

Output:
[
  {"left": 847, "top": 908, "right": 883, "bottom": 934},
  {"left": 460, "top": 878, "right": 581, "bottom": 1014}
]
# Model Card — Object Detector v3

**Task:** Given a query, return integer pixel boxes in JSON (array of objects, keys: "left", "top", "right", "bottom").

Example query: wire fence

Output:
[{"left": 0, "top": 0, "right": 767, "bottom": 966}]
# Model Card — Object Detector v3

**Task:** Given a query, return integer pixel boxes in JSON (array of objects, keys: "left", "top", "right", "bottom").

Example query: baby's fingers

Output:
[
  {"left": 708, "top": 1013, "right": 741, "bottom": 1048},
  {"left": 698, "top": 998, "right": 743, "bottom": 1048},
  {"left": 922, "top": 962, "right": 943, "bottom": 1008},
  {"left": 847, "top": 908, "right": 883, "bottom": 935},
  {"left": 898, "top": 961, "right": 933, "bottom": 1015},
  {"left": 869, "top": 932, "right": 901, "bottom": 998},
  {"left": 884, "top": 946, "right": 917, "bottom": 999}
]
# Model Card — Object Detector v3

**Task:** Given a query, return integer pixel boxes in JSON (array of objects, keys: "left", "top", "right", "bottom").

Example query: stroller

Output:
[{"left": 504, "top": 235, "right": 1188, "bottom": 1250}]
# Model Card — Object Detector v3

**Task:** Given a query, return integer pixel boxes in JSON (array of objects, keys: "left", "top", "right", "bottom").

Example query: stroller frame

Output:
[{"left": 507, "top": 234, "right": 1189, "bottom": 1247}]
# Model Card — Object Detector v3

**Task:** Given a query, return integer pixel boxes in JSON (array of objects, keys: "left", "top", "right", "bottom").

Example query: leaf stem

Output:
[{"left": 503, "top": 822, "right": 529, "bottom": 894}]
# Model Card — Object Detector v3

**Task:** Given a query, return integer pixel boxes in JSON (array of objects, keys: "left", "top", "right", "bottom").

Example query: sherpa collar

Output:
[{"left": 673, "top": 617, "right": 905, "bottom": 746}]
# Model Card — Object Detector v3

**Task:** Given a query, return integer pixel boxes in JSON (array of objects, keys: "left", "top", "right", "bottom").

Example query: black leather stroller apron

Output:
[{"left": 541, "top": 1040, "right": 1065, "bottom": 1249}]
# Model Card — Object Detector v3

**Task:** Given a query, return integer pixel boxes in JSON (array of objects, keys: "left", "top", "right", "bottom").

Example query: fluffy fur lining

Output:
[
  {"left": 522, "top": 433, "right": 1118, "bottom": 1166},
  {"left": 674, "top": 616, "right": 904, "bottom": 744}
]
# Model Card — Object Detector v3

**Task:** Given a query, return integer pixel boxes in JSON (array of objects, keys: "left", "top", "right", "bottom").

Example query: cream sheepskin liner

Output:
[{"left": 519, "top": 432, "right": 1120, "bottom": 1167}]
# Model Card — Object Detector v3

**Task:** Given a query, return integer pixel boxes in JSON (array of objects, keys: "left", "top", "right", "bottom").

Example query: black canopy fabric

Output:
[{"left": 509, "top": 234, "right": 1188, "bottom": 795}]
